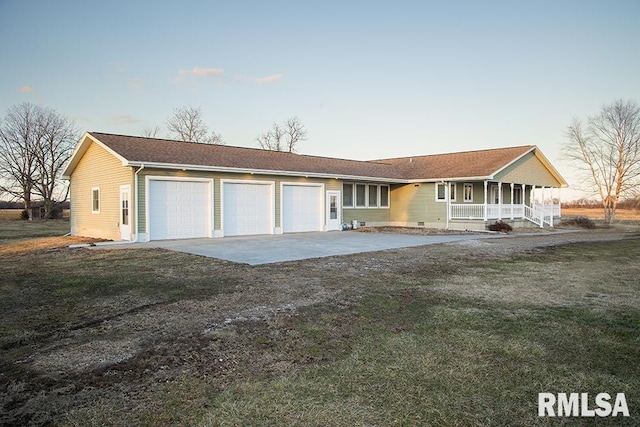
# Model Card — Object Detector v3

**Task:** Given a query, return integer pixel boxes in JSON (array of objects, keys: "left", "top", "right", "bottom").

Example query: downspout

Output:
[
  {"left": 445, "top": 181, "right": 450, "bottom": 230},
  {"left": 133, "top": 164, "right": 145, "bottom": 242}
]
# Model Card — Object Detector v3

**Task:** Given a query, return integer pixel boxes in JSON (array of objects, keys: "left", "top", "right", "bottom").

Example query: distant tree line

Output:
[{"left": 563, "top": 197, "right": 640, "bottom": 210}]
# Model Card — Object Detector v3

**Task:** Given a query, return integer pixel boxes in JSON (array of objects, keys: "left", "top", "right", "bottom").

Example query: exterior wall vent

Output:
[
  {"left": 359, "top": 221, "right": 366, "bottom": 227},
  {"left": 417, "top": 221, "right": 425, "bottom": 226}
]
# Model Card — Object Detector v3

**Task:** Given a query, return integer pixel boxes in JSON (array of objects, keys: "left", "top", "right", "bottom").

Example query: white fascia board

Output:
[
  {"left": 407, "top": 176, "right": 491, "bottom": 183},
  {"left": 126, "top": 161, "right": 408, "bottom": 183}
]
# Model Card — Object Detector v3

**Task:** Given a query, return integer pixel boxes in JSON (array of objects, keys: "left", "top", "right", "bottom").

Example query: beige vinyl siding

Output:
[
  {"left": 342, "top": 208, "right": 390, "bottom": 225},
  {"left": 70, "top": 142, "right": 133, "bottom": 240},
  {"left": 389, "top": 183, "right": 446, "bottom": 226},
  {"left": 496, "top": 152, "right": 562, "bottom": 187},
  {"left": 137, "top": 169, "right": 339, "bottom": 233}
]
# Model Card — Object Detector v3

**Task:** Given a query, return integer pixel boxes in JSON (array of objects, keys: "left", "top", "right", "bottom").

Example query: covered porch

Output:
[{"left": 448, "top": 181, "right": 561, "bottom": 228}]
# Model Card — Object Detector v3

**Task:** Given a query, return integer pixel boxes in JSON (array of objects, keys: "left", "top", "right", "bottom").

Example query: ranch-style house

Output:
[{"left": 62, "top": 132, "right": 567, "bottom": 241}]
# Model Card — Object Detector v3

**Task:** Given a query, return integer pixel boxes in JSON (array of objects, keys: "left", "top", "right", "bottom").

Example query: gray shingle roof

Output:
[{"left": 81, "top": 132, "right": 540, "bottom": 182}]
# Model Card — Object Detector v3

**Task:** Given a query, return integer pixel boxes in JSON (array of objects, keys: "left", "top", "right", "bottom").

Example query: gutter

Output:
[{"left": 125, "top": 161, "right": 408, "bottom": 184}]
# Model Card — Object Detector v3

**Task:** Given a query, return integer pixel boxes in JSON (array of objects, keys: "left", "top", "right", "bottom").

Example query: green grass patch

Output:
[{"left": 0, "top": 219, "right": 70, "bottom": 241}]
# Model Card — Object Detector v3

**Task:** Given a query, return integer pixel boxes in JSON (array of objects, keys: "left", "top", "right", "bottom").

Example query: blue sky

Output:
[{"left": 1, "top": 0, "right": 639, "bottom": 198}]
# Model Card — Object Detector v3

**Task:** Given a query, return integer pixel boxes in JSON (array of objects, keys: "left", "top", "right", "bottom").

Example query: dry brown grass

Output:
[
  {"left": 0, "top": 209, "right": 22, "bottom": 220},
  {"left": 0, "top": 236, "right": 103, "bottom": 256},
  {"left": 562, "top": 207, "right": 640, "bottom": 220}
]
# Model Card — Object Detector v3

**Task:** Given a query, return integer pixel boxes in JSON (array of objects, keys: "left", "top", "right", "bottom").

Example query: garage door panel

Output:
[
  {"left": 223, "top": 182, "right": 272, "bottom": 236},
  {"left": 149, "top": 180, "right": 210, "bottom": 240},
  {"left": 282, "top": 185, "right": 323, "bottom": 233}
]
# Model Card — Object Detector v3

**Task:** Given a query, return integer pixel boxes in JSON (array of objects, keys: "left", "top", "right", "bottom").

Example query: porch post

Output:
[
  {"left": 483, "top": 180, "right": 488, "bottom": 221},
  {"left": 510, "top": 183, "right": 514, "bottom": 219},
  {"left": 445, "top": 181, "right": 450, "bottom": 230},
  {"left": 558, "top": 187, "right": 562, "bottom": 218},
  {"left": 540, "top": 186, "right": 545, "bottom": 228},
  {"left": 498, "top": 181, "right": 503, "bottom": 220},
  {"left": 531, "top": 185, "right": 535, "bottom": 207}
]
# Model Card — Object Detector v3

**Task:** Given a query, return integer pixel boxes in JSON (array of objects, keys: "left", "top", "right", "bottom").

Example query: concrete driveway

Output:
[{"left": 118, "top": 231, "right": 502, "bottom": 265}]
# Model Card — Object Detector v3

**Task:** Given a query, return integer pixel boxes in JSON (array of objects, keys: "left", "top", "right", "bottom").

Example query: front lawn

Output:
[{"left": 0, "top": 228, "right": 638, "bottom": 426}]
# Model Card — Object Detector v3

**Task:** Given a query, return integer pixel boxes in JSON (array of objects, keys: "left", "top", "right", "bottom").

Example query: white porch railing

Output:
[{"left": 450, "top": 203, "right": 559, "bottom": 226}]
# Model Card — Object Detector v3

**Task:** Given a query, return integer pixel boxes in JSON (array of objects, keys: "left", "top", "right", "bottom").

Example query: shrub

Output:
[
  {"left": 561, "top": 216, "right": 596, "bottom": 229},
  {"left": 20, "top": 210, "right": 29, "bottom": 221},
  {"left": 487, "top": 220, "right": 513, "bottom": 233}
]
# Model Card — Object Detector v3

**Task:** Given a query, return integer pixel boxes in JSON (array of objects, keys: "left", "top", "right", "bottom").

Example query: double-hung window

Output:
[
  {"left": 355, "top": 184, "right": 366, "bottom": 207},
  {"left": 463, "top": 183, "right": 473, "bottom": 202},
  {"left": 343, "top": 183, "right": 354, "bottom": 207},
  {"left": 436, "top": 183, "right": 456, "bottom": 202},
  {"left": 368, "top": 185, "right": 378, "bottom": 207},
  {"left": 91, "top": 187, "right": 100, "bottom": 213},
  {"left": 380, "top": 185, "right": 389, "bottom": 207}
]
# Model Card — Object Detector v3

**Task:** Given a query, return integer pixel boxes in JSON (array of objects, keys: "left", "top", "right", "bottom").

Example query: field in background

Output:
[
  {"left": 0, "top": 209, "right": 70, "bottom": 221},
  {"left": 0, "top": 209, "right": 22, "bottom": 220},
  {"left": 562, "top": 207, "right": 640, "bottom": 221}
]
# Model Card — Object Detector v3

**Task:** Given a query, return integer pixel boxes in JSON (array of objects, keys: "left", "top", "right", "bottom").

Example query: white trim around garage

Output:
[
  {"left": 220, "top": 179, "right": 276, "bottom": 237},
  {"left": 144, "top": 175, "right": 214, "bottom": 241},
  {"left": 280, "top": 182, "right": 325, "bottom": 233}
]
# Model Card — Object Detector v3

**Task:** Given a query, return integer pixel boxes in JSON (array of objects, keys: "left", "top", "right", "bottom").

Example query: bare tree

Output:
[
  {"left": 283, "top": 117, "right": 307, "bottom": 152},
  {"left": 165, "top": 106, "right": 224, "bottom": 144},
  {"left": 256, "top": 117, "right": 307, "bottom": 152},
  {"left": 564, "top": 99, "right": 640, "bottom": 224},
  {"left": 0, "top": 103, "right": 79, "bottom": 219},
  {"left": 257, "top": 123, "right": 284, "bottom": 151},
  {"left": 140, "top": 125, "right": 162, "bottom": 138},
  {"left": 32, "top": 109, "right": 79, "bottom": 218},
  {"left": 0, "top": 103, "right": 40, "bottom": 217}
]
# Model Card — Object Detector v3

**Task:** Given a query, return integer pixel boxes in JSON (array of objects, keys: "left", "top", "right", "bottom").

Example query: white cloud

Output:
[
  {"left": 192, "top": 67, "right": 224, "bottom": 77},
  {"left": 110, "top": 114, "right": 142, "bottom": 125},
  {"left": 129, "top": 79, "right": 145, "bottom": 88},
  {"left": 67, "top": 115, "right": 91, "bottom": 123},
  {"left": 19, "top": 86, "right": 34, "bottom": 93},
  {"left": 255, "top": 73, "right": 284, "bottom": 84},
  {"left": 178, "top": 67, "right": 224, "bottom": 77}
]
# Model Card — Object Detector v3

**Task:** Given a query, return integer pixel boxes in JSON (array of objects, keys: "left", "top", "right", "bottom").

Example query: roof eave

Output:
[{"left": 125, "top": 161, "right": 409, "bottom": 183}]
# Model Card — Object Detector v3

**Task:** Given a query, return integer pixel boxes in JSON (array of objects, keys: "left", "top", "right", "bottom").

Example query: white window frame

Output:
[
  {"left": 436, "top": 183, "right": 456, "bottom": 202},
  {"left": 91, "top": 187, "right": 100, "bottom": 214},
  {"left": 343, "top": 182, "right": 354, "bottom": 208},
  {"left": 355, "top": 184, "right": 367, "bottom": 208},
  {"left": 450, "top": 183, "right": 456, "bottom": 202},
  {"left": 463, "top": 183, "right": 473, "bottom": 203},
  {"left": 379, "top": 185, "right": 390, "bottom": 208},
  {"left": 368, "top": 184, "right": 378, "bottom": 208}
]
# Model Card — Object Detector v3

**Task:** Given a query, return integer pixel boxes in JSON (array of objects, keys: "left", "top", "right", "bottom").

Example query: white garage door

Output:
[
  {"left": 282, "top": 184, "right": 323, "bottom": 233},
  {"left": 148, "top": 180, "right": 210, "bottom": 240},
  {"left": 223, "top": 182, "right": 272, "bottom": 236}
]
